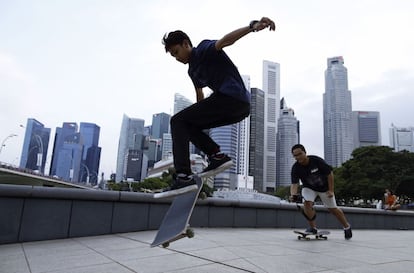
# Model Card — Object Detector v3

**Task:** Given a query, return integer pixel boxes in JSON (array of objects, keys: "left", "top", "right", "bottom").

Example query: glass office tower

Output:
[
  {"left": 323, "top": 56, "right": 353, "bottom": 167},
  {"left": 20, "top": 118, "right": 50, "bottom": 174}
]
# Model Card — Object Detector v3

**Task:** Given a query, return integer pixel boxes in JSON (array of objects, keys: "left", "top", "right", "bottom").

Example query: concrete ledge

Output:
[{"left": 1, "top": 184, "right": 413, "bottom": 244}]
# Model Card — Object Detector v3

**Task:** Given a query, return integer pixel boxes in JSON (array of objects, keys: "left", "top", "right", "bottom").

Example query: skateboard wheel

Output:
[
  {"left": 186, "top": 229, "right": 194, "bottom": 238},
  {"left": 162, "top": 242, "right": 170, "bottom": 248},
  {"left": 199, "top": 192, "right": 207, "bottom": 200},
  {"left": 297, "top": 236, "right": 301, "bottom": 240}
]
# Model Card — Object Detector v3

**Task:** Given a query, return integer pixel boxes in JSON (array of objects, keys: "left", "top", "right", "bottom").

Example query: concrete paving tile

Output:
[
  {"left": 98, "top": 245, "right": 171, "bottom": 262},
  {"left": 25, "top": 250, "right": 112, "bottom": 273},
  {"left": 0, "top": 254, "right": 30, "bottom": 273},
  {"left": 294, "top": 251, "right": 366, "bottom": 271},
  {"left": 42, "top": 262, "right": 136, "bottom": 273},
  {"left": 221, "top": 258, "right": 269, "bottom": 273},
  {"left": 74, "top": 234, "right": 148, "bottom": 251},
  {"left": 168, "top": 261, "right": 257, "bottom": 273},
  {"left": 338, "top": 261, "right": 414, "bottom": 273},
  {"left": 244, "top": 254, "right": 329, "bottom": 273},
  {"left": 22, "top": 239, "right": 88, "bottom": 258},
  {"left": 120, "top": 252, "right": 210, "bottom": 273},
  {"left": 186, "top": 246, "right": 241, "bottom": 262},
  {"left": 119, "top": 231, "right": 156, "bottom": 244},
  {"left": 0, "top": 243, "right": 25, "bottom": 257}
]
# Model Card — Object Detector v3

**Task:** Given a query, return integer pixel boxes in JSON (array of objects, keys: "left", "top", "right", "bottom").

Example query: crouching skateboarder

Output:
[{"left": 290, "top": 144, "right": 352, "bottom": 240}]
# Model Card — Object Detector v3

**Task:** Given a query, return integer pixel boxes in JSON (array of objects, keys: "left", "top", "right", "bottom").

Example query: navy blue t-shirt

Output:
[
  {"left": 291, "top": 155, "right": 333, "bottom": 192},
  {"left": 188, "top": 40, "right": 251, "bottom": 103}
]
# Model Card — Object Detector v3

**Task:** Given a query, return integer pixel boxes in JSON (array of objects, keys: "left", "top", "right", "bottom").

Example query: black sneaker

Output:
[
  {"left": 154, "top": 174, "right": 198, "bottom": 198},
  {"left": 305, "top": 227, "right": 318, "bottom": 234},
  {"left": 200, "top": 153, "right": 233, "bottom": 177},
  {"left": 170, "top": 173, "right": 197, "bottom": 190},
  {"left": 344, "top": 226, "right": 352, "bottom": 240}
]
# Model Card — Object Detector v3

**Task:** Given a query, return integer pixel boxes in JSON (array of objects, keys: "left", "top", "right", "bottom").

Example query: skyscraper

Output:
[
  {"left": 116, "top": 114, "right": 145, "bottom": 182},
  {"left": 262, "top": 60, "right": 280, "bottom": 192},
  {"left": 389, "top": 124, "right": 414, "bottom": 152},
  {"left": 323, "top": 56, "right": 353, "bottom": 167},
  {"left": 249, "top": 88, "right": 265, "bottom": 192},
  {"left": 235, "top": 75, "right": 252, "bottom": 189},
  {"left": 174, "top": 93, "right": 193, "bottom": 114},
  {"left": 209, "top": 123, "right": 238, "bottom": 189},
  {"left": 207, "top": 75, "right": 252, "bottom": 190},
  {"left": 151, "top": 112, "right": 170, "bottom": 139},
  {"left": 276, "top": 98, "right": 299, "bottom": 187},
  {"left": 352, "top": 111, "right": 381, "bottom": 149},
  {"left": 172, "top": 93, "right": 197, "bottom": 155},
  {"left": 20, "top": 118, "right": 50, "bottom": 174},
  {"left": 49, "top": 122, "right": 101, "bottom": 183},
  {"left": 79, "top": 122, "right": 101, "bottom": 184},
  {"left": 50, "top": 122, "right": 77, "bottom": 176},
  {"left": 150, "top": 112, "right": 171, "bottom": 164},
  {"left": 55, "top": 132, "right": 83, "bottom": 182}
]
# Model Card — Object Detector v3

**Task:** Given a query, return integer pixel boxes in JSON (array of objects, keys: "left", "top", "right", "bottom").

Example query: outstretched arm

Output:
[{"left": 215, "top": 17, "right": 275, "bottom": 50}]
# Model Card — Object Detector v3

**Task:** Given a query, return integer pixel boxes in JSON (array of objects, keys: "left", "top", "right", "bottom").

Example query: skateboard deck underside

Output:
[{"left": 151, "top": 177, "right": 203, "bottom": 247}]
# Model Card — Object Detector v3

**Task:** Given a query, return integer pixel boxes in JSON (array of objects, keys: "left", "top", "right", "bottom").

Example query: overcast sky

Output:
[{"left": 1, "top": 0, "right": 413, "bottom": 177}]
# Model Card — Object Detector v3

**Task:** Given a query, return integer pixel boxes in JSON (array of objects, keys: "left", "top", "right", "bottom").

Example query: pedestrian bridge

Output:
[{"left": 0, "top": 166, "right": 90, "bottom": 189}]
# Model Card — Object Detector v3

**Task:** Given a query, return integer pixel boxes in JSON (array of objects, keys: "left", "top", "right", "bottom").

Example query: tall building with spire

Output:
[
  {"left": 262, "top": 60, "right": 280, "bottom": 192},
  {"left": 276, "top": 98, "right": 299, "bottom": 187},
  {"left": 323, "top": 56, "right": 353, "bottom": 167}
]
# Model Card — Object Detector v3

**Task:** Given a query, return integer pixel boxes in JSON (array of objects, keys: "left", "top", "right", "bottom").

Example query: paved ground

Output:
[{"left": 1, "top": 228, "right": 413, "bottom": 273}]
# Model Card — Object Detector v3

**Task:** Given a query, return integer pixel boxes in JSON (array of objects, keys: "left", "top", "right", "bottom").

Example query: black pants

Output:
[{"left": 170, "top": 92, "right": 250, "bottom": 175}]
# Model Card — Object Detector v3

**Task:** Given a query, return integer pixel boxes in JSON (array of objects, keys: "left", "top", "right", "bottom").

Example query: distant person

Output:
[
  {"left": 161, "top": 17, "right": 276, "bottom": 194},
  {"left": 384, "top": 189, "right": 401, "bottom": 210},
  {"left": 290, "top": 144, "right": 352, "bottom": 239}
]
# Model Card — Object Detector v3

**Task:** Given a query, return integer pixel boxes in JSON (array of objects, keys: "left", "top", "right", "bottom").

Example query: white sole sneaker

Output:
[{"left": 153, "top": 184, "right": 198, "bottom": 199}]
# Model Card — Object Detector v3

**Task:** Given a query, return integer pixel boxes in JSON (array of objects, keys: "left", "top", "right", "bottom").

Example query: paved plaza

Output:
[{"left": 1, "top": 228, "right": 413, "bottom": 273}]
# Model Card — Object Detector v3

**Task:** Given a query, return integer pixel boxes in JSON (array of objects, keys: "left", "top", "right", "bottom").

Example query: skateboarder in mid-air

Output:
[
  {"left": 162, "top": 17, "right": 275, "bottom": 194},
  {"left": 290, "top": 144, "right": 353, "bottom": 239}
]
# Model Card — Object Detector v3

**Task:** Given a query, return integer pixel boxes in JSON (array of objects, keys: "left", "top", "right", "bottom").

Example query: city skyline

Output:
[{"left": 1, "top": 1, "right": 414, "bottom": 177}]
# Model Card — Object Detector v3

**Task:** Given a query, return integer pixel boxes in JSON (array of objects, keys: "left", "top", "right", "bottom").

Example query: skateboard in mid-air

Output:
[
  {"left": 150, "top": 175, "right": 204, "bottom": 248},
  {"left": 150, "top": 161, "right": 232, "bottom": 248},
  {"left": 294, "top": 230, "right": 330, "bottom": 240}
]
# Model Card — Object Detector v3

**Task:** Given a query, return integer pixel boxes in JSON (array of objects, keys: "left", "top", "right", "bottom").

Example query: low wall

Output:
[{"left": 1, "top": 184, "right": 413, "bottom": 244}]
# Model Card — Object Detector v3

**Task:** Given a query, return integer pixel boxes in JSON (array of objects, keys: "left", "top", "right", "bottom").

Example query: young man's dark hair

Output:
[
  {"left": 162, "top": 31, "right": 192, "bottom": 52},
  {"left": 291, "top": 144, "right": 306, "bottom": 154},
  {"left": 161, "top": 17, "right": 275, "bottom": 195}
]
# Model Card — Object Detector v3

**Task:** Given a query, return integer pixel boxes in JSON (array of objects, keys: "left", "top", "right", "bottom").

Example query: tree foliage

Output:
[
  {"left": 334, "top": 146, "right": 414, "bottom": 203},
  {"left": 108, "top": 168, "right": 175, "bottom": 192}
]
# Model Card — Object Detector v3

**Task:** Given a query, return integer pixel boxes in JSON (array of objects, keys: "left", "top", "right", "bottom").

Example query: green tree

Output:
[
  {"left": 334, "top": 146, "right": 414, "bottom": 203},
  {"left": 275, "top": 186, "right": 291, "bottom": 200}
]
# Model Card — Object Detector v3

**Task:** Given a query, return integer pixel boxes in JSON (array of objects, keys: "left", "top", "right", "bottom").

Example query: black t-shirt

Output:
[
  {"left": 291, "top": 155, "right": 333, "bottom": 192},
  {"left": 188, "top": 40, "right": 251, "bottom": 103}
]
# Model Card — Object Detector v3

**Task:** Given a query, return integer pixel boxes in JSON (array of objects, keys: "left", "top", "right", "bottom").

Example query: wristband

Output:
[{"left": 249, "top": 20, "right": 259, "bottom": 31}]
